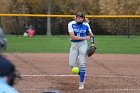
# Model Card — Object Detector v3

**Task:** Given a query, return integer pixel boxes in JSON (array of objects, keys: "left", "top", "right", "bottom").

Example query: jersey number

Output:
[{"left": 77, "top": 33, "right": 80, "bottom": 37}]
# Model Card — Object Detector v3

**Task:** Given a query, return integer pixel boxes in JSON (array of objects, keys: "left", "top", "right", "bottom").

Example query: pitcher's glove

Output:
[{"left": 87, "top": 45, "right": 96, "bottom": 57}]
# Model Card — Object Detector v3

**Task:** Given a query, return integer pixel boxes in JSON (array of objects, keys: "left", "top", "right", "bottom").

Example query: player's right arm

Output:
[
  {"left": 68, "top": 22, "right": 90, "bottom": 40},
  {"left": 69, "top": 32, "right": 90, "bottom": 40}
]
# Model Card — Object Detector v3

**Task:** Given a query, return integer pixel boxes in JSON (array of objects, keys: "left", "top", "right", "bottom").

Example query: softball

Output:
[{"left": 72, "top": 67, "right": 79, "bottom": 74}]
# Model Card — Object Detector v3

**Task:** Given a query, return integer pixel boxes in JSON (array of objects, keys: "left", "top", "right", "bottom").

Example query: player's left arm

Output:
[
  {"left": 86, "top": 25, "right": 97, "bottom": 56},
  {"left": 86, "top": 23, "right": 95, "bottom": 46},
  {"left": 89, "top": 33, "right": 95, "bottom": 46}
]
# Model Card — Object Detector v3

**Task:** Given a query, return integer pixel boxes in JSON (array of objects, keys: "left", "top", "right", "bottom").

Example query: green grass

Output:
[
  {"left": 5, "top": 35, "right": 140, "bottom": 54},
  {"left": 95, "top": 35, "right": 140, "bottom": 54}
]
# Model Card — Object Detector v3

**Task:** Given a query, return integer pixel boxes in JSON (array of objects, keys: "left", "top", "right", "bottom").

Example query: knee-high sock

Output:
[{"left": 79, "top": 66, "right": 86, "bottom": 83}]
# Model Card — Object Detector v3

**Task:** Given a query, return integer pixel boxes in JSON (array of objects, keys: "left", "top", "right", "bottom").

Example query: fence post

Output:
[
  {"left": 0, "top": 17, "right": 1, "bottom": 27},
  {"left": 127, "top": 18, "right": 130, "bottom": 38},
  {"left": 16, "top": 17, "right": 19, "bottom": 37}
]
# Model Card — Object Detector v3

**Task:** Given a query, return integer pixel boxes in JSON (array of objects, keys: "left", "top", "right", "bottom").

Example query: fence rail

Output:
[
  {"left": 0, "top": 14, "right": 140, "bottom": 36},
  {"left": 0, "top": 14, "right": 140, "bottom": 18}
]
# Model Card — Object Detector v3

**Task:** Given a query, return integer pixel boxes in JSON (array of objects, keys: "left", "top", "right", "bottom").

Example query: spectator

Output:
[
  {"left": 0, "top": 27, "right": 7, "bottom": 53},
  {"left": 0, "top": 27, "right": 21, "bottom": 93},
  {"left": 27, "top": 25, "right": 35, "bottom": 37}
]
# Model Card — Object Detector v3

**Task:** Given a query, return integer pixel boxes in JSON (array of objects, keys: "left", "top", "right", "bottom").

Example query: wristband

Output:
[{"left": 90, "top": 36, "right": 94, "bottom": 43}]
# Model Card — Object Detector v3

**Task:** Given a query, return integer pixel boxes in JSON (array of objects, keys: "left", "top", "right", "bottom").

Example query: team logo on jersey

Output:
[
  {"left": 73, "top": 29, "right": 79, "bottom": 32},
  {"left": 74, "top": 29, "right": 86, "bottom": 33}
]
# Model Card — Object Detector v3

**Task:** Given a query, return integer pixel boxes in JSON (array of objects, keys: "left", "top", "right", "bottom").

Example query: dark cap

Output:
[
  {"left": 0, "top": 56, "right": 15, "bottom": 77},
  {"left": 76, "top": 11, "right": 85, "bottom": 18}
]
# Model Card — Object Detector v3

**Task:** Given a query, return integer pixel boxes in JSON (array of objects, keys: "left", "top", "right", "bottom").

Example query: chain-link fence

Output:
[{"left": 0, "top": 14, "right": 140, "bottom": 36}]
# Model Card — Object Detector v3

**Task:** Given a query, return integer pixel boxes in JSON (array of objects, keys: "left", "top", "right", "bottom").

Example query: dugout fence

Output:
[{"left": 0, "top": 14, "right": 140, "bottom": 37}]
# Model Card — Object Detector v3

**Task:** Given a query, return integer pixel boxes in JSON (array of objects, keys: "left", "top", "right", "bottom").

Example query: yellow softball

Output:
[{"left": 72, "top": 67, "right": 79, "bottom": 74}]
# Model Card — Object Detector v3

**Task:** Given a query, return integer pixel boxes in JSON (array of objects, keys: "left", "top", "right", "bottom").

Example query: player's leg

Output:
[
  {"left": 69, "top": 42, "right": 79, "bottom": 68},
  {"left": 78, "top": 41, "right": 88, "bottom": 89}
]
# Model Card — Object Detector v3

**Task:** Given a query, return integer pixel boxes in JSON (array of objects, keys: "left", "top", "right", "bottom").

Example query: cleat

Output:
[{"left": 78, "top": 84, "right": 84, "bottom": 89}]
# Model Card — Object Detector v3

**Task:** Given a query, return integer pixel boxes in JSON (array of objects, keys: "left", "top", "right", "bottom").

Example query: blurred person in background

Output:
[
  {"left": 0, "top": 27, "right": 7, "bottom": 52},
  {"left": 27, "top": 25, "right": 35, "bottom": 37},
  {"left": 0, "top": 27, "right": 21, "bottom": 93}
]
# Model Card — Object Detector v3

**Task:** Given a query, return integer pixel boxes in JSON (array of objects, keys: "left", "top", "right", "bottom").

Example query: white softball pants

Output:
[{"left": 69, "top": 40, "right": 88, "bottom": 68}]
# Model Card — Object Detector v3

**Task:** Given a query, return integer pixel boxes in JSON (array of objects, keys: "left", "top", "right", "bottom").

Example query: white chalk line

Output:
[
  {"left": 92, "top": 89, "right": 140, "bottom": 91},
  {"left": 18, "top": 74, "right": 140, "bottom": 92},
  {"left": 21, "top": 74, "right": 139, "bottom": 79},
  {"left": 17, "top": 88, "right": 140, "bottom": 91}
]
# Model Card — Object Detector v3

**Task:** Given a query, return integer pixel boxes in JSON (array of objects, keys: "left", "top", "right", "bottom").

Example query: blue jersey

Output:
[
  {"left": 68, "top": 20, "right": 92, "bottom": 42},
  {"left": 0, "top": 77, "right": 19, "bottom": 93}
]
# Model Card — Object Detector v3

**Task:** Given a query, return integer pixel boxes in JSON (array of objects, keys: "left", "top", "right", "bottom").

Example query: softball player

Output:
[
  {"left": 0, "top": 27, "right": 20, "bottom": 93},
  {"left": 0, "top": 27, "right": 7, "bottom": 52},
  {"left": 68, "top": 11, "right": 95, "bottom": 89}
]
